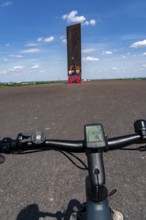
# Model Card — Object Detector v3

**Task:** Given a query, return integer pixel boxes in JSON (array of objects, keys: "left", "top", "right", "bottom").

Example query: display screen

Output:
[{"left": 86, "top": 125, "right": 104, "bottom": 143}]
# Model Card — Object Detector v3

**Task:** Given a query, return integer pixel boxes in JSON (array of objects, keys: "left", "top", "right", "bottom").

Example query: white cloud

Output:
[
  {"left": 84, "top": 19, "right": 96, "bottom": 26},
  {"left": 9, "top": 66, "right": 24, "bottom": 71},
  {"left": 90, "top": 19, "right": 96, "bottom": 25},
  {"left": 26, "top": 42, "right": 39, "bottom": 47},
  {"left": 1, "top": 1, "right": 13, "bottom": 8},
  {"left": 31, "top": 65, "right": 40, "bottom": 69},
  {"left": 25, "top": 36, "right": 54, "bottom": 48},
  {"left": 144, "top": 52, "right": 146, "bottom": 56},
  {"left": 62, "top": 10, "right": 86, "bottom": 23},
  {"left": 82, "top": 48, "right": 97, "bottom": 53},
  {"left": 40, "top": 70, "right": 45, "bottom": 73},
  {"left": 44, "top": 36, "right": 54, "bottom": 42},
  {"left": 37, "top": 36, "right": 54, "bottom": 43},
  {"left": 62, "top": 10, "right": 96, "bottom": 26},
  {"left": 112, "top": 67, "right": 118, "bottom": 70},
  {"left": 10, "top": 54, "right": 23, "bottom": 58},
  {"left": 122, "top": 55, "right": 127, "bottom": 59},
  {"left": 130, "top": 39, "right": 146, "bottom": 48},
  {"left": 83, "top": 56, "right": 99, "bottom": 62},
  {"left": 13, "top": 66, "right": 24, "bottom": 69},
  {"left": 37, "top": 37, "right": 43, "bottom": 42},
  {"left": 20, "top": 48, "right": 40, "bottom": 54},
  {"left": 60, "top": 36, "right": 66, "bottom": 44},
  {"left": 0, "top": 70, "right": 7, "bottom": 75},
  {"left": 103, "top": 50, "right": 112, "bottom": 55},
  {"left": 16, "top": 55, "right": 23, "bottom": 58},
  {"left": 3, "top": 58, "right": 8, "bottom": 61},
  {"left": 62, "top": 39, "right": 67, "bottom": 44}
]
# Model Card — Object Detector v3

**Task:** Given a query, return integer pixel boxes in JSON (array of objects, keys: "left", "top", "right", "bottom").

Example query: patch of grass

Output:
[
  {"left": 0, "top": 81, "right": 65, "bottom": 88},
  {"left": 0, "top": 78, "right": 146, "bottom": 89}
]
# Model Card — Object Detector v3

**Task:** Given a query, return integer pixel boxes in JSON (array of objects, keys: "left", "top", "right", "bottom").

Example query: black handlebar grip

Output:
[
  {"left": 0, "top": 138, "right": 12, "bottom": 153},
  {"left": 134, "top": 119, "right": 146, "bottom": 135}
]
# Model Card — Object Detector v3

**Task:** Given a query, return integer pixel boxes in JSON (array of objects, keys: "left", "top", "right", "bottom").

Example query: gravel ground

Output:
[{"left": 0, "top": 80, "right": 146, "bottom": 220}]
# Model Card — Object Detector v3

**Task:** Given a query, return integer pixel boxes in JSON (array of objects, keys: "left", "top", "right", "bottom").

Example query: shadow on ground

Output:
[{"left": 16, "top": 199, "right": 82, "bottom": 220}]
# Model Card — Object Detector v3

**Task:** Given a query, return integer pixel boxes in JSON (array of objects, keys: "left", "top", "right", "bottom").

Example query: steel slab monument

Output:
[{"left": 67, "top": 23, "right": 81, "bottom": 84}]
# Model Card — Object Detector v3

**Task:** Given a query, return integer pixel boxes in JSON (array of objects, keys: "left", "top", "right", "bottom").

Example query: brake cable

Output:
[{"left": 59, "top": 151, "right": 88, "bottom": 171}]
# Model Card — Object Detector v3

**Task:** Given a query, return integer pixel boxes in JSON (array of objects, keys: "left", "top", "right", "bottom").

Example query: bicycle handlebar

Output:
[
  {"left": 0, "top": 119, "right": 146, "bottom": 154},
  {"left": 0, "top": 133, "right": 145, "bottom": 154}
]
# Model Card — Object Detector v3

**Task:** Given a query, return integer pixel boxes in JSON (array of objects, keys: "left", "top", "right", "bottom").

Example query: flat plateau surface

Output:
[{"left": 0, "top": 80, "right": 146, "bottom": 220}]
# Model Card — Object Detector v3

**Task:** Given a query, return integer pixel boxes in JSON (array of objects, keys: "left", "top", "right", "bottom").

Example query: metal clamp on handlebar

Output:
[
  {"left": 17, "top": 133, "right": 31, "bottom": 143},
  {"left": 17, "top": 132, "right": 46, "bottom": 145}
]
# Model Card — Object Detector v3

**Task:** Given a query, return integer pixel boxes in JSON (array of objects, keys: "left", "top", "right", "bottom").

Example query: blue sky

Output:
[{"left": 0, "top": 0, "right": 146, "bottom": 82}]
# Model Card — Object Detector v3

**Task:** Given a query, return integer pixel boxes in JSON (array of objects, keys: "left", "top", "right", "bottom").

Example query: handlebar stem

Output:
[{"left": 86, "top": 148, "right": 107, "bottom": 202}]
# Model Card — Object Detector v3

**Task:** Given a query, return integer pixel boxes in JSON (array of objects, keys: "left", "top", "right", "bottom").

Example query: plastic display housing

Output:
[{"left": 84, "top": 124, "right": 106, "bottom": 149}]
